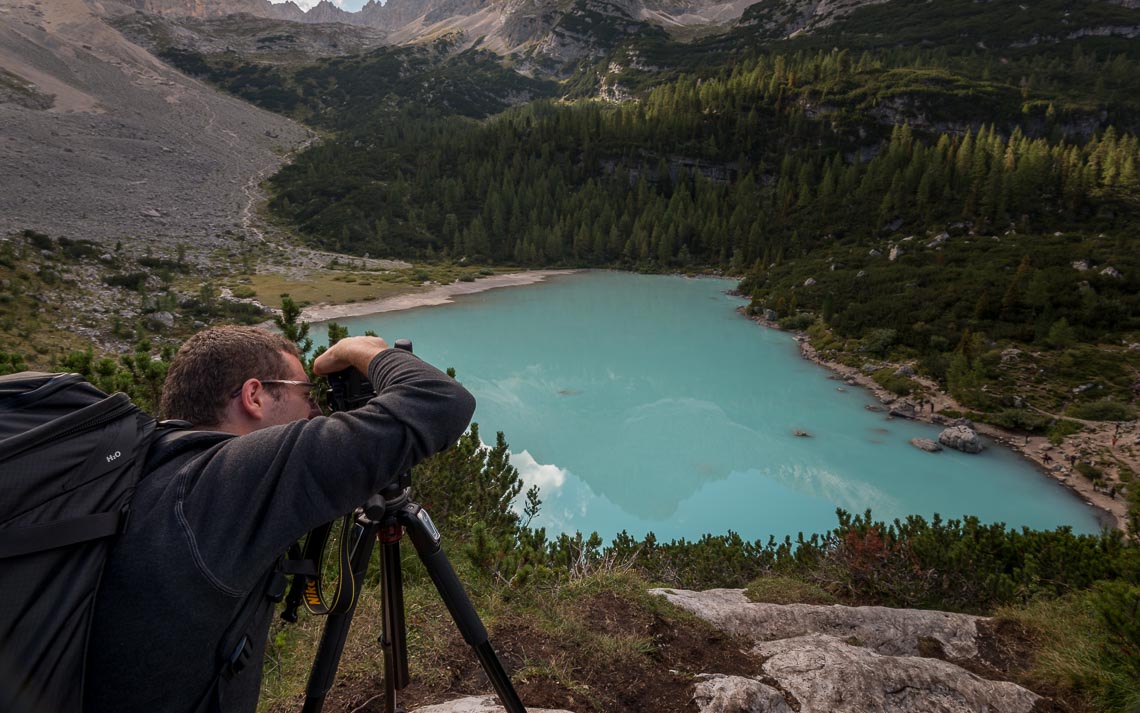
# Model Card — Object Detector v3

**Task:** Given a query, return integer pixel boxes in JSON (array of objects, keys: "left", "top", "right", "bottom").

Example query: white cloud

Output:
[{"left": 511, "top": 449, "right": 567, "bottom": 494}]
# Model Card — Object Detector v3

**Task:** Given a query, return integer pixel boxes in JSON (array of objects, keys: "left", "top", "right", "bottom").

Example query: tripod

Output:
[{"left": 297, "top": 480, "right": 528, "bottom": 713}]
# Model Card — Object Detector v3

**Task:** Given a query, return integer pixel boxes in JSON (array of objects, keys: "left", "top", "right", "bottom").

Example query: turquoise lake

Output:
[{"left": 311, "top": 271, "right": 1103, "bottom": 543}]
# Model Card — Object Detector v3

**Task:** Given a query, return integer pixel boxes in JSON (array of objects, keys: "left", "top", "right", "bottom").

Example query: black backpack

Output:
[
  {"left": 0, "top": 373, "right": 327, "bottom": 713},
  {"left": 0, "top": 372, "right": 156, "bottom": 713}
]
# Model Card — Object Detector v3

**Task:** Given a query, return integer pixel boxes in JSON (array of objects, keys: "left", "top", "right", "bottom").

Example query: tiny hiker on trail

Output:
[{"left": 82, "top": 326, "right": 475, "bottom": 713}]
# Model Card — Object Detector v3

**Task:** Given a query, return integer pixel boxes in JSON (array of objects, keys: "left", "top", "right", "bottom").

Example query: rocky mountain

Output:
[
  {"left": 0, "top": 0, "right": 309, "bottom": 249},
  {"left": 119, "top": 0, "right": 777, "bottom": 47}
]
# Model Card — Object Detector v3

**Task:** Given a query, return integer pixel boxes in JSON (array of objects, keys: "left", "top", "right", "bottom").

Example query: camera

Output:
[{"left": 325, "top": 338, "right": 411, "bottom": 412}]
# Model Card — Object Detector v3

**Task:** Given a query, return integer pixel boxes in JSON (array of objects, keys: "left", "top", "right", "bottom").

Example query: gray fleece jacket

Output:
[{"left": 84, "top": 349, "right": 475, "bottom": 713}]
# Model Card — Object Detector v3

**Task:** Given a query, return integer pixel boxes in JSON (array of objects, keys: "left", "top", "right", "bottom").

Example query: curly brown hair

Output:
[{"left": 160, "top": 326, "right": 301, "bottom": 426}]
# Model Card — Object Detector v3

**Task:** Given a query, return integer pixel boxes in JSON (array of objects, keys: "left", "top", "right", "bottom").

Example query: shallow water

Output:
[{"left": 312, "top": 271, "right": 1103, "bottom": 543}]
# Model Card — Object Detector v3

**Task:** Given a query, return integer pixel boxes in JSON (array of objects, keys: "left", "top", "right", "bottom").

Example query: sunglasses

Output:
[{"left": 231, "top": 379, "right": 322, "bottom": 405}]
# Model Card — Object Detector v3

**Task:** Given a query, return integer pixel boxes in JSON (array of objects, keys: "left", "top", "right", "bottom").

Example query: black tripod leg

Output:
[
  {"left": 378, "top": 529, "right": 410, "bottom": 713},
  {"left": 399, "top": 505, "right": 528, "bottom": 713},
  {"left": 302, "top": 523, "right": 378, "bottom": 713}
]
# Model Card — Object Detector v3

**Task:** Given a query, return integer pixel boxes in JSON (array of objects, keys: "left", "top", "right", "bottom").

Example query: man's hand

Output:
[{"left": 313, "top": 336, "right": 390, "bottom": 376}]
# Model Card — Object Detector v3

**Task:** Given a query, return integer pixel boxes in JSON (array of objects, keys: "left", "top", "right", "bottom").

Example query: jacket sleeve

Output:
[{"left": 176, "top": 348, "right": 476, "bottom": 593}]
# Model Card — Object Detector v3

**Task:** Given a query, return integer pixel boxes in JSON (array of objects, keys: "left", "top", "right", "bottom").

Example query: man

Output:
[{"left": 84, "top": 326, "right": 476, "bottom": 713}]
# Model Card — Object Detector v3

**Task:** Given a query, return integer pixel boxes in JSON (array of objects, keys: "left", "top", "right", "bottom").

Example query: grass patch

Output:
[
  {"left": 247, "top": 265, "right": 515, "bottom": 308},
  {"left": 745, "top": 575, "right": 838, "bottom": 605},
  {"left": 996, "top": 589, "right": 1140, "bottom": 713},
  {"left": 246, "top": 271, "right": 414, "bottom": 307}
]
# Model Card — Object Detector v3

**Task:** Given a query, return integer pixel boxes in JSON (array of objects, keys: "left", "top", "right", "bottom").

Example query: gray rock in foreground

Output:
[
  {"left": 693, "top": 675, "right": 794, "bottom": 713},
  {"left": 412, "top": 697, "right": 573, "bottom": 713},
  {"left": 758, "top": 633, "right": 1039, "bottom": 713},
  {"left": 938, "top": 425, "right": 985, "bottom": 453},
  {"left": 653, "top": 589, "right": 1042, "bottom": 713},
  {"left": 651, "top": 588, "right": 982, "bottom": 658}
]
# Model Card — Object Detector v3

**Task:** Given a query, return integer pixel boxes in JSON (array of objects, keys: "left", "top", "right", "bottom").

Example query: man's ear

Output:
[{"left": 236, "top": 379, "right": 269, "bottom": 421}]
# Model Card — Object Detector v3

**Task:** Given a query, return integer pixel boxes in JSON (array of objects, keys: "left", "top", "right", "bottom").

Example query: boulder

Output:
[
  {"left": 910, "top": 438, "right": 943, "bottom": 453},
  {"left": 803, "top": 277, "right": 817, "bottom": 287},
  {"left": 650, "top": 589, "right": 983, "bottom": 659},
  {"left": 893, "top": 365, "right": 915, "bottom": 377},
  {"left": 889, "top": 246, "right": 904, "bottom": 261},
  {"left": 938, "top": 425, "right": 984, "bottom": 454},
  {"left": 1101, "top": 266, "right": 1123, "bottom": 279},
  {"left": 692, "top": 675, "right": 793, "bottom": 713},
  {"left": 890, "top": 404, "right": 916, "bottom": 419},
  {"left": 657, "top": 590, "right": 1042, "bottom": 713},
  {"left": 412, "top": 697, "right": 573, "bottom": 713},
  {"left": 756, "top": 633, "right": 1039, "bottom": 713},
  {"left": 926, "top": 232, "right": 949, "bottom": 248}
]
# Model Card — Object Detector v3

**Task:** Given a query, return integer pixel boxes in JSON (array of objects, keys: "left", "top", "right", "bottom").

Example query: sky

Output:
[{"left": 272, "top": 0, "right": 371, "bottom": 11}]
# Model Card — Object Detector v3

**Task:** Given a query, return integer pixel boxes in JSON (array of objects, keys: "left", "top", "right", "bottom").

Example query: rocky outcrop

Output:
[
  {"left": 938, "top": 425, "right": 985, "bottom": 454},
  {"left": 756, "top": 633, "right": 1039, "bottom": 713},
  {"left": 693, "top": 675, "right": 794, "bottom": 713},
  {"left": 411, "top": 697, "right": 573, "bottom": 712},
  {"left": 654, "top": 588, "right": 1042, "bottom": 713},
  {"left": 910, "top": 437, "right": 942, "bottom": 453},
  {"left": 650, "top": 589, "right": 983, "bottom": 658}
]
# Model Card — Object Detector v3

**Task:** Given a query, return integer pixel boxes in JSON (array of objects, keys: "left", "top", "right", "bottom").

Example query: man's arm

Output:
[{"left": 178, "top": 343, "right": 476, "bottom": 592}]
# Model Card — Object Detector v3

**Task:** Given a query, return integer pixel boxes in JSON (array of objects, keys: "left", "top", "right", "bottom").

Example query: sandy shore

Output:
[
  {"left": 299, "top": 269, "right": 580, "bottom": 323},
  {"left": 753, "top": 317, "right": 1134, "bottom": 533}
]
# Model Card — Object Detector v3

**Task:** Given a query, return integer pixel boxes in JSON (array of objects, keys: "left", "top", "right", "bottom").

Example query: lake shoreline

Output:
[
  {"left": 743, "top": 312, "right": 1130, "bottom": 533},
  {"left": 300, "top": 269, "right": 582, "bottom": 323},
  {"left": 294, "top": 267, "right": 1125, "bottom": 534}
]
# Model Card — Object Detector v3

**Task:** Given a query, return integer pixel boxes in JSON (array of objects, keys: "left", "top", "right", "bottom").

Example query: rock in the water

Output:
[
  {"left": 757, "top": 633, "right": 1040, "bottom": 713},
  {"left": 938, "top": 425, "right": 984, "bottom": 453},
  {"left": 793, "top": 429, "right": 812, "bottom": 438},
  {"left": 693, "top": 674, "right": 793, "bottom": 713},
  {"left": 911, "top": 438, "right": 943, "bottom": 453}
]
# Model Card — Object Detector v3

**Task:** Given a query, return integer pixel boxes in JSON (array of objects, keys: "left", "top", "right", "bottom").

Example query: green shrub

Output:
[
  {"left": 1067, "top": 400, "right": 1137, "bottom": 422},
  {"left": 778, "top": 313, "right": 815, "bottom": 331},
  {"left": 871, "top": 368, "right": 917, "bottom": 396},
  {"left": 22, "top": 229, "right": 53, "bottom": 251},
  {"left": 984, "top": 408, "right": 1053, "bottom": 433},
  {"left": 1076, "top": 462, "right": 1104, "bottom": 481},
  {"left": 1048, "top": 419, "right": 1084, "bottom": 444}
]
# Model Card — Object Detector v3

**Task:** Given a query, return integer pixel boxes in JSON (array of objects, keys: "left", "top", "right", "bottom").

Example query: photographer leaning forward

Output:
[{"left": 83, "top": 325, "right": 476, "bottom": 713}]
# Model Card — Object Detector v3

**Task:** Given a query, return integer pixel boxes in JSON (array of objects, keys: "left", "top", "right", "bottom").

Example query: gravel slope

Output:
[{"left": 0, "top": 0, "right": 310, "bottom": 258}]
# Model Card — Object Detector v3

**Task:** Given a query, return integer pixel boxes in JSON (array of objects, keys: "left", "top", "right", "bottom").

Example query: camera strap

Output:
[{"left": 282, "top": 515, "right": 361, "bottom": 618}]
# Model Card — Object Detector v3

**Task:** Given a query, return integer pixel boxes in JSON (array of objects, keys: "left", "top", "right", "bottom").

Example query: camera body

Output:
[
  {"left": 325, "top": 338, "right": 411, "bottom": 413},
  {"left": 326, "top": 368, "right": 376, "bottom": 412}
]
